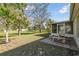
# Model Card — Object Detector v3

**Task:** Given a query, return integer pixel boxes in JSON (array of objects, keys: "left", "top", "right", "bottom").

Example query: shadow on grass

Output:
[
  {"left": 0, "top": 32, "right": 35, "bottom": 39},
  {"left": 0, "top": 36, "right": 5, "bottom": 38},
  {"left": 9, "top": 32, "right": 35, "bottom": 37},
  {"left": 21, "top": 32, "right": 34, "bottom": 35},
  {"left": 35, "top": 33, "right": 50, "bottom": 38},
  {"left": 0, "top": 33, "right": 73, "bottom": 56}
]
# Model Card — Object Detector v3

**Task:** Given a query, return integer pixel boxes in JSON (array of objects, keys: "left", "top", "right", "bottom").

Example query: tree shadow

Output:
[
  {"left": 0, "top": 32, "right": 35, "bottom": 38},
  {"left": 35, "top": 33, "right": 50, "bottom": 38},
  {"left": 0, "top": 36, "right": 5, "bottom": 38},
  {"left": 9, "top": 32, "right": 34, "bottom": 37},
  {"left": 0, "top": 34, "right": 17, "bottom": 39},
  {"left": 21, "top": 32, "right": 34, "bottom": 35}
]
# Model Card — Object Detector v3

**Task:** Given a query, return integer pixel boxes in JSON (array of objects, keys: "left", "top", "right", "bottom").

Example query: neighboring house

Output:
[{"left": 51, "top": 3, "right": 79, "bottom": 48}]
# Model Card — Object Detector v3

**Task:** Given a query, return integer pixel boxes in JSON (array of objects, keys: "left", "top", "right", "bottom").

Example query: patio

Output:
[{"left": 41, "top": 38, "right": 78, "bottom": 51}]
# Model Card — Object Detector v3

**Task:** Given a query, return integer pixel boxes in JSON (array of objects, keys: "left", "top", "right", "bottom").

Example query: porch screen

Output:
[
  {"left": 52, "top": 24, "right": 57, "bottom": 33},
  {"left": 65, "top": 22, "right": 73, "bottom": 34},
  {"left": 58, "top": 24, "right": 65, "bottom": 34}
]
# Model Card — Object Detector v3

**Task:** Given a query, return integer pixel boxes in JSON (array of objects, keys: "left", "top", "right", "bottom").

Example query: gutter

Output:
[{"left": 70, "top": 3, "right": 75, "bottom": 21}]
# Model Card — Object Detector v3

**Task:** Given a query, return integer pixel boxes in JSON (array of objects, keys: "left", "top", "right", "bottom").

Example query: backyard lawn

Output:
[{"left": 0, "top": 31, "right": 77, "bottom": 56}]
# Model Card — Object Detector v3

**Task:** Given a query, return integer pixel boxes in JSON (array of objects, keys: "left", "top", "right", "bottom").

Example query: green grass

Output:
[{"left": 0, "top": 30, "right": 36, "bottom": 40}]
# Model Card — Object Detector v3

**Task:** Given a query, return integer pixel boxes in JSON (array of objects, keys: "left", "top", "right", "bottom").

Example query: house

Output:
[
  {"left": 51, "top": 3, "right": 79, "bottom": 48},
  {"left": 70, "top": 3, "right": 79, "bottom": 48}
]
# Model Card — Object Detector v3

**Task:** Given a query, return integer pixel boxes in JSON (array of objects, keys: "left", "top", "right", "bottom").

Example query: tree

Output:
[
  {"left": 0, "top": 3, "right": 26, "bottom": 43},
  {"left": 0, "top": 4, "right": 16, "bottom": 43},
  {"left": 46, "top": 19, "right": 54, "bottom": 32},
  {"left": 13, "top": 4, "right": 27, "bottom": 36},
  {"left": 25, "top": 4, "right": 49, "bottom": 33},
  {"left": 12, "top": 15, "right": 28, "bottom": 35}
]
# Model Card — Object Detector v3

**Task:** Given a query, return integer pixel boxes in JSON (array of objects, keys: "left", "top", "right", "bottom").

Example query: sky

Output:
[{"left": 48, "top": 3, "right": 70, "bottom": 22}]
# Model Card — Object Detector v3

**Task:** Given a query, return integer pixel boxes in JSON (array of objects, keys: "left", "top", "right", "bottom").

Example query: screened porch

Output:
[
  {"left": 52, "top": 21, "right": 73, "bottom": 35},
  {"left": 49, "top": 21, "right": 77, "bottom": 47}
]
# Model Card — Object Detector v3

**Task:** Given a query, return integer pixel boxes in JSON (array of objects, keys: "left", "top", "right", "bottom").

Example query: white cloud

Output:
[
  {"left": 59, "top": 4, "right": 70, "bottom": 14},
  {"left": 25, "top": 5, "right": 35, "bottom": 11}
]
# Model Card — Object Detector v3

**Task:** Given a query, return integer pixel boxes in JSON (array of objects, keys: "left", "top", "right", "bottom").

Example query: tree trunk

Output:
[
  {"left": 5, "top": 30, "right": 9, "bottom": 43},
  {"left": 39, "top": 28, "right": 42, "bottom": 33},
  {"left": 39, "top": 25, "right": 42, "bottom": 33},
  {"left": 18, "top": 21, "right": 21, "bottom": 36},
  {"left": 18, "top": 28, "right": 21, "bottom": 36}
]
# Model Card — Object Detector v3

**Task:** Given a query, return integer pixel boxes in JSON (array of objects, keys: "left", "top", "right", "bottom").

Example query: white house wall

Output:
[
  {"left": 71, "top": 3, "right": 79, "bottom": 48},
  {"left": 73, "top": 19, "right": 79, "bottom": 48},
  {"left": 71, "top": 4, "right": 79, "bottom": 21}
]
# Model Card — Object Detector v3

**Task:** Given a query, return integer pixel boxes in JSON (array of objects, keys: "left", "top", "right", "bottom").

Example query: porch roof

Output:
[{"left": 52, "top": 21, "right": 71, "bottom": 25}]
